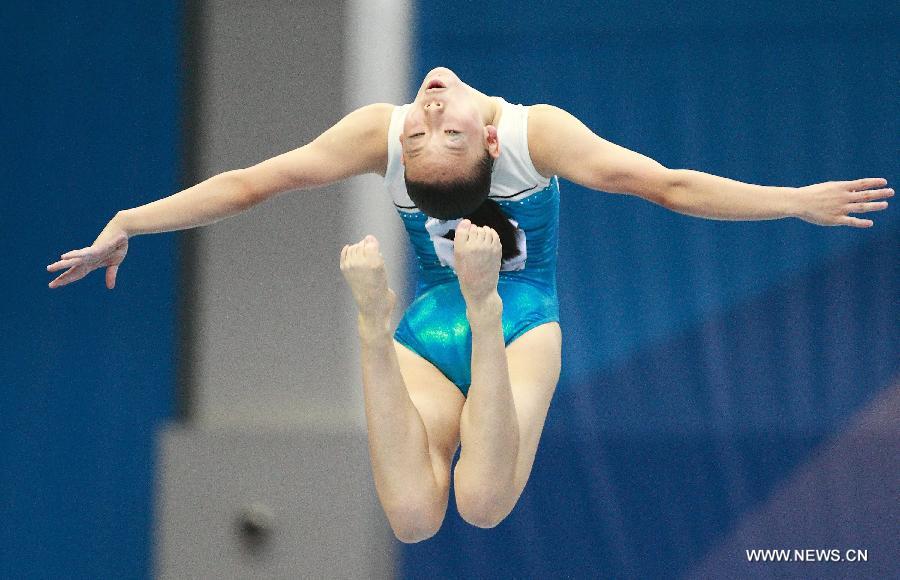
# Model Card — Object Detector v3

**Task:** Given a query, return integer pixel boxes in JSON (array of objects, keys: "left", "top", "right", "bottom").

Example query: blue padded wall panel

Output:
[
  {"left": 2, "top": 3, "right": 181, "bottom": 579},
  {"left": 403, "top": 1, "right": 897, "bottom": 577}
]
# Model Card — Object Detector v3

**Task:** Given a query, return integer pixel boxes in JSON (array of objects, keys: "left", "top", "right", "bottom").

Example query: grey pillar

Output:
[{"left": 156, "top": 1, "right": 410, "bottom": 577}]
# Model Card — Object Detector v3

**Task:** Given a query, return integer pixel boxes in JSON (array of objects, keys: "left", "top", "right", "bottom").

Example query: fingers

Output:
[
  {"left": 847, "top": 177, "right": 888, "bottom": 191},
  {"left": 847, "top": 201, "right": 889, "bottom": 214},
  {"left": 851, "top": 187, "right": 894, "bottom": 202},
  {"left": 105, "top": 264, "right": 119, "bottom": 290},
  {"left": 49, "top": 247, "right": 99, "bottom": 272},
  {"left": 47, "top": 257, "right": 81, "bottom": 273},
  {"left": 60, "top": 248, "right": 89, "bottom": 260},
  {"left": 48, "top": 265, "right": 89, "bottom": 289},
  {"left": 46, "top": 253, "right": 93, "bottom": 288},
  {"left": 838, "top": 215, "right": 874, "bottom": 228}
]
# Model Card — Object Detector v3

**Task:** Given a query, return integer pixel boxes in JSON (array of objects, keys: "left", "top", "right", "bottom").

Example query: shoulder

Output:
[
  {"left": 525, "top": 103, "right": 570, "bottom": 139},
  {"left": 524, "top": 104, "right": 570, "bottom": 179},
  {"left": 314, "top": 102, "right": 395, "bottom": 147},
  {"left": 343, "top": 102, "right": 395, "bottom": 143},
  {"left": 350, "top": 101, "right": 396, "bottom": 119},
  {"left": 313, "top": 103, "right": 396, "bottom": 175}
]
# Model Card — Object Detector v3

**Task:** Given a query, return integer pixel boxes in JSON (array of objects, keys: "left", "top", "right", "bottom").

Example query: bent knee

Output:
[
  {"left": 454, "top": 485, "right": 514, "bottom": 529},
  {"left": 384, "top": 502, "right": 445, "bottom": 543}
]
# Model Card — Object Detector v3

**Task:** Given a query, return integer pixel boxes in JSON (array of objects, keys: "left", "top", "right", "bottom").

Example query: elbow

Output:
[
  {"left": 653, "top": 168, "right": 687, "bottom": 211},
  {"left": 217, "top": 169, "right": 259, "bottom": 210},
  {"left": 609, "top": 167, "right": 682, "bottom": 209}
]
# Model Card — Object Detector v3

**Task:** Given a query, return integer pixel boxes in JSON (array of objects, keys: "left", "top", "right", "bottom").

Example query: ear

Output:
[{"left": 484, "top": 125, "right": 501, "bottom": 159}]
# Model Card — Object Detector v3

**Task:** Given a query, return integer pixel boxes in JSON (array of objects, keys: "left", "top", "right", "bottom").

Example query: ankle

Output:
[
  {"left": 465, "top": 292, "right": 502, "bottom": 326},
  {"left": 358, "top": 314, "right": 393, "bottom": 344}
]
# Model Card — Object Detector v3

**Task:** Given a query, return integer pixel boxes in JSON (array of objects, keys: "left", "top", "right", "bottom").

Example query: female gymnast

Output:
[{"left": 47, "top": 66, "right": 892, "bottom": 543}]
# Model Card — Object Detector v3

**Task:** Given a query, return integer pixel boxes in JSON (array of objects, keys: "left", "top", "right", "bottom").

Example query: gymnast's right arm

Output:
[{"left": 46, "top": 103, "right": 393, "bottom": 289}]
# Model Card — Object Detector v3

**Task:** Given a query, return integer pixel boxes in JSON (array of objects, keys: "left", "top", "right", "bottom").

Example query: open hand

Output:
[
  {"left": 47, "top": 220, "right": 130, "bottom": 289},
  {"left": 796, "top": 178, "right": 892, "bottom": 227}
]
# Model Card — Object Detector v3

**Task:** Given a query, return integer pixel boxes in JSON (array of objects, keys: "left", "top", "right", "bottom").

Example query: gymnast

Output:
[{"left": 47, "top": 66, "right": 892, "bottom": 543}]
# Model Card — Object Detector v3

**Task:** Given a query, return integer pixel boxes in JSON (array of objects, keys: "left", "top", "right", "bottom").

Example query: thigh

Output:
[
  {"left": 503, "top": 322, "right": 563, "bottom": 489},
  {"left": 393, "top": 340, "right": 466, "bottom": 483}
]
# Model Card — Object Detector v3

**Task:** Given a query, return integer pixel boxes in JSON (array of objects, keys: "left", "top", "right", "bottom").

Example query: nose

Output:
[{"left": 424, "top": 101, "right": 443, "bottom": 111}]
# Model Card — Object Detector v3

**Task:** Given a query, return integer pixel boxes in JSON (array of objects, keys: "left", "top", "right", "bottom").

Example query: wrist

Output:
[
  {"left": 782, "top": 186, "right": 805, "bottom": 220},
  {"left": 111, "top": 210, "right": 134, "bottom": 237}
]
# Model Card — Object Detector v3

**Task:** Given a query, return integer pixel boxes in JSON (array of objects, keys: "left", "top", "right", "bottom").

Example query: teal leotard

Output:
[{"left": 393, "top": 176, "right": 561, "bottom": 396}]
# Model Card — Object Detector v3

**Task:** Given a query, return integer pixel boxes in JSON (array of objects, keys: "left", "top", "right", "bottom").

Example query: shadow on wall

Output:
[{"left": 686, "top": 377, "right": 900, "bottom": 579}]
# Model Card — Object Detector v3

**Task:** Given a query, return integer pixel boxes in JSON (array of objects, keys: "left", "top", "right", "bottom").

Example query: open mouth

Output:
[{"left": 425, "top": 79, "right": 447, "bottom": 90}]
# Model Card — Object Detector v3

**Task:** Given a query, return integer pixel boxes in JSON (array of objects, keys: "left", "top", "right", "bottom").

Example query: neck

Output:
[
  {"left": 472, "top": 90, "right": 501, "bottom": 126},
  {"left": 460, "top": 82, "right": 499, "bottom": 125}
]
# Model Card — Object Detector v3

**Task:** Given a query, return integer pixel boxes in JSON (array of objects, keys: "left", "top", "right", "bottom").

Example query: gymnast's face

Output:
[{"left": 401, "top": 67, "right": 498, "bottom": 183}]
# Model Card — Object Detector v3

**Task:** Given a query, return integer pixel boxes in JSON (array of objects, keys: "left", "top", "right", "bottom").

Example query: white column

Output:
[{"left": 343, "top": 0, "right": 412, "bottom": 426}]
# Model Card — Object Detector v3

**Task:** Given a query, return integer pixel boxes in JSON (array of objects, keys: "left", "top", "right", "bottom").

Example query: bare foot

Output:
[
  {"left": 340, "top": 235, "right": 397, "bottom": 327},
  {"left": 453, "top": 219, "right": 502, "bottom": 313}
]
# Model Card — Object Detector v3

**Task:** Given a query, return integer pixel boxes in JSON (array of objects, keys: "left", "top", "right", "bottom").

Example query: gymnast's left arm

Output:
[{"left": 528, "top": 104, "right": 892, "bottom": 228}]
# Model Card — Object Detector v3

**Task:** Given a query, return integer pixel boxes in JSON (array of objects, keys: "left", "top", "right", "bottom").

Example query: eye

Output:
[
  {"left": 444, "top": 130, "right": 461, "bottom": 135},
  {"left": 409, "top": 132, "right": 424, "bottom": 138}
]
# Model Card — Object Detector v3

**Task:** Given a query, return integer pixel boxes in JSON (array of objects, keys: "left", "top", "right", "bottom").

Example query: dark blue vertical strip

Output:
[{"left": 1, "top": 3, "right": 180, "bottom": 579}]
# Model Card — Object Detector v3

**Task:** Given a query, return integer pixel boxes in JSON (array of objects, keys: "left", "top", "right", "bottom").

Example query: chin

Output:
[{"left": 428, "top": 66, "right": 455, "bottom": 76}]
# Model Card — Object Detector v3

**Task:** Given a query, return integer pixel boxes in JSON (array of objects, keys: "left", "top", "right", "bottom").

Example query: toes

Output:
[
  {"left": 455, "top": 219, "right": 471, "bottom": 243},
  {"left": 485, "top": 228, "right": 499, "bottom": 251},
  {"left": 362, "top": 236, "right": 382, "bottom": 263},
  {"left": 454, "top": 222, "right": 503, "bottom": 249},
  {"left": 340, "top": 236, "right": 384, "bottom": 267},
  {"left": 364, "top": 234, "right": 380, "bottom": 251}
]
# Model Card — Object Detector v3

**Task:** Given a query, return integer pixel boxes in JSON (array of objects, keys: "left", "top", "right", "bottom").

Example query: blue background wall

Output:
[
  {"left": 403, "top": 1, "right": 897, "bottom": 577},
  {"left": 2, "top": 3, "right": 181, "bottom": 578}
]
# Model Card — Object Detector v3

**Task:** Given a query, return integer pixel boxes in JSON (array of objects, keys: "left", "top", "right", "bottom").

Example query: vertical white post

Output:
[{"left": 344, "top": 0, "right": 412, "bottom": 425}]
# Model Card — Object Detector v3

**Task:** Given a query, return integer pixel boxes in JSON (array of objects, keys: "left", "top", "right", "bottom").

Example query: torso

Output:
[{"left": 384, "top": 94, "right": 562, "bottom": 391}]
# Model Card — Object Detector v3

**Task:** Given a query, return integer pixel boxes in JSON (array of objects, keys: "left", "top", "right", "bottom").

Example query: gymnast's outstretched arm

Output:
[
  {"left": 528, "top": 104, "right": 892, "bottom": 227},
  {"left": 47, "top": 103, "right": 393, "bottom": 289}
]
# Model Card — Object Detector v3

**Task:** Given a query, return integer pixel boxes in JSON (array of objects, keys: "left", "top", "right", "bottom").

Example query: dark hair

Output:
[{"left": 405, "top": 152, "right": 521, "bottom": 261}]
